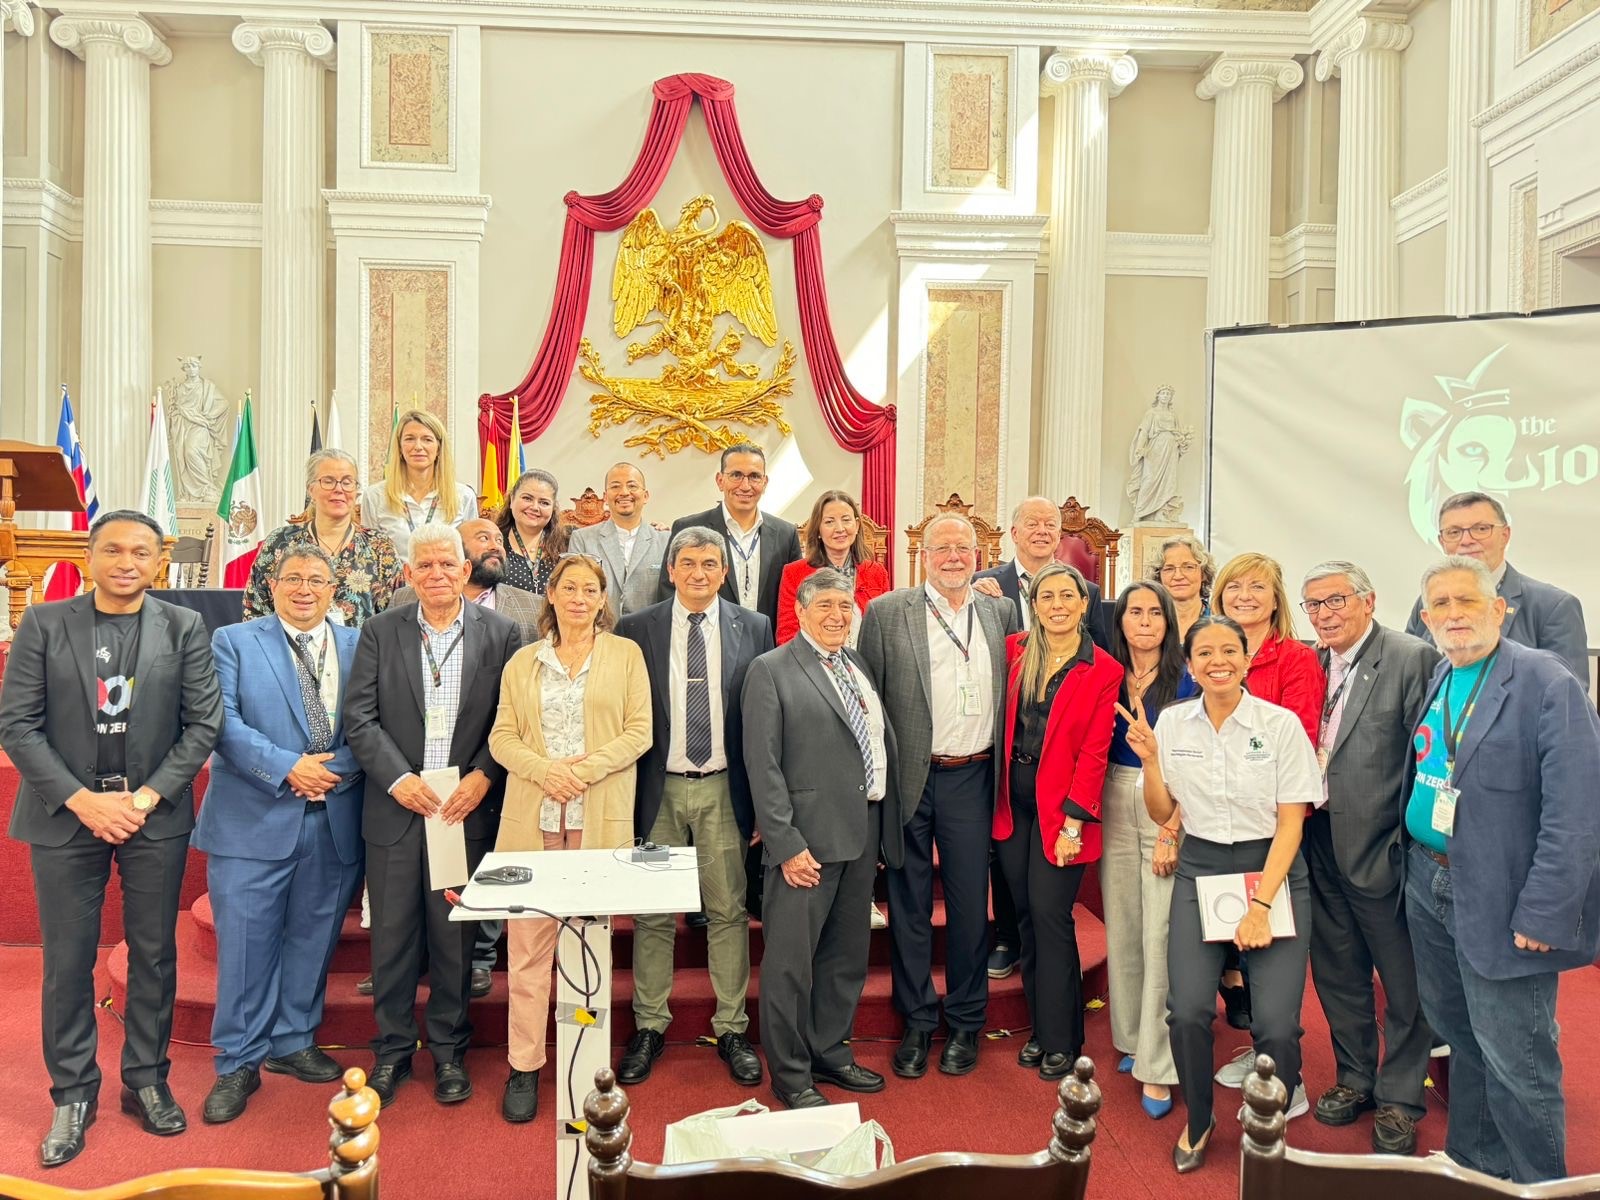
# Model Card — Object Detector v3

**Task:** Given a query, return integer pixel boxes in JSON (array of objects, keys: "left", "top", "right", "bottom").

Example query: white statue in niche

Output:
[
  {"left": 1125, "top": 385, "right": 1194, "bottom": 524},
  {"left": 163, "top": 356, "right": 231, "bottom": 503}
]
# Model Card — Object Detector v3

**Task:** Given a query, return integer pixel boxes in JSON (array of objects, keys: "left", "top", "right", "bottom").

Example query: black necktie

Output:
[
  {"left": 291, "top": 632, "right": 333, "bottom": 753},
  {"left": 685, "top": 612, "right": 712, "bottom": 766}
]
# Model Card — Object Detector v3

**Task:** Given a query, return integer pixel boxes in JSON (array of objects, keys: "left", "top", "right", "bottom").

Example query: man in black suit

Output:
[
  {"left": 658, "top": 442, "right": 802, "bottom": 629},
  {"left": 343, "top": 522, "right": 521, "bottom": 1109},
  {"left": 615, "top": 526, "right": 774, "bottom": 1087},
  {"left": 742, "top": 568, "right": 905, "bottom": 1108},
  {"left": 0, "top": 510, "right": 223, "bottom": 1167},
  {"left": 973, "top": 495, "right": 1106, "bottom": 648}
]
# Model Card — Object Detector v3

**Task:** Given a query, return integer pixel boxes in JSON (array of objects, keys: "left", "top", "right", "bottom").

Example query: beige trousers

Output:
[{"left": 506, "top": 827, "right": 583, "bottom": 1071}]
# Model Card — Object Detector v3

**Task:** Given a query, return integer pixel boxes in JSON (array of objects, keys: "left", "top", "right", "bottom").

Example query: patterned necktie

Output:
[
  {"left": 1320, "top": 652, "right": 1350, "bottom": 751},
  {"left": 1018, "top": 572, "right": 1032, "bottom": 631},
  {"left": 685, "top": 612, "right": 713, "bottom": 767},
  {"left": 292, "top": 632, "right": 334, "bottom": 754},
  {"left": 823, "top": 651, "right": 876, "bottom": 795}
]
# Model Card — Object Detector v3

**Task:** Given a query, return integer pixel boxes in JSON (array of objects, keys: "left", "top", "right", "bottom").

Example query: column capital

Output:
[
  {"left": 1196, "top": 56, "right": 1303, "bottom": 102},
  {"left": 1, "top": 1, "right": 37, "bottom": 37},
  {"left": 1041, "top": 51, "right": 1138, "bottom": 100},
  {"left": 49, "top": 12, "right": 170, "bottom": 66},
  {"left": 1315, "top": 15, "right": 1412, "bottom": 82},
  {"left": 231, "top": 20, "right": 335, "bottom": 69}
]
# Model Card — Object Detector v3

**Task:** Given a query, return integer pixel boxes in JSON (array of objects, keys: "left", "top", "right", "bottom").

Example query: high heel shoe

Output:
[
  {"left": 1117, "top": 1054, "right": 1135, "bottom": 1074},
  {"left": 1173, "top": 1119, "right": 1215, "bottom": 1174},
  {"left": 1142, "top": 1089, "right": 1174, "bottom": 1120}
]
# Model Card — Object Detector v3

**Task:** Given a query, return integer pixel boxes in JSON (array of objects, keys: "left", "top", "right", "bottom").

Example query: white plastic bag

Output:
[{"left": 661, "top": 1098, "right": 894, "bottom": 1174}]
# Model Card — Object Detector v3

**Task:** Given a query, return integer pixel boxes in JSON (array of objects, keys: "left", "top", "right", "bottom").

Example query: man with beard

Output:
[{"left": 570, "top": 462, "right": 670, "bottom": 616}]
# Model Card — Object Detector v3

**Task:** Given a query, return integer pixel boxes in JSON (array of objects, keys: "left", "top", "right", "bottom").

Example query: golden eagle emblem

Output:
[{"left": 579, "top": 194, "right": 794, "bottom": 457}]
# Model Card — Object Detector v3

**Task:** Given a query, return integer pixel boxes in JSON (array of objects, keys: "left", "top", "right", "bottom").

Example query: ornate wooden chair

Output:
[
  {"left": 586, "top": 1059, "right": 1101, "bottom": 1200},
  {"left": 903, "top": 494, "right": 1003, "bottom": 586},
  {"left": 0, "top": 1068, "right": 380, "bottom": 1200},
  {"left": 562, "top": 486, "right": 610, "bottom": 529},
  {"left": 166, "top": 523, "right": 216, "bottom": 589},
  {"left": 799, "top": 512, "right": 889, "bottom": 568},
  {"left": 1055, "top": 497, "right": 1121, "bottom": 594}
]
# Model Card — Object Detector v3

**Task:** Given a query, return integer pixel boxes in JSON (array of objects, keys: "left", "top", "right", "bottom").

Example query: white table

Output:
[{"left": 450, "top": 848, "right": 700, "bottom": 1198}]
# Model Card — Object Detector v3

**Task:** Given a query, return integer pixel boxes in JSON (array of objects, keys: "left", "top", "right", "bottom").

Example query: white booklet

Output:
[
  {"left": 420, "top": 766, "right": 468, "bottom": 889},
  {"left": 1195, "top": 872, "right": 1296, "bottom": 942}
]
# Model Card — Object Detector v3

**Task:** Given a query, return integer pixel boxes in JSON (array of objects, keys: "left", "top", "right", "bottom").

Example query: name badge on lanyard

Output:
[
  {"left": 928, "top": 599, "right": 982, "bottom": 716},
  {"left": 1434, "top": 652, "right": 1495, "bottom": 838},
  {"left": 426, "top": 706, "right": 450, "bottom": 742}
]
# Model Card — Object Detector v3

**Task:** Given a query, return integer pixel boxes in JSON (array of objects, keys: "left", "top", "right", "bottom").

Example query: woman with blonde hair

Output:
[
  {"left": 358, "top": 409, "right": 479, "bottom": 557},
  {"left": 496, "top": 468, "right": 570, "bottom": 595},
  {"left": 488, "top": 552, "right": 651, "bottom": 1124}
]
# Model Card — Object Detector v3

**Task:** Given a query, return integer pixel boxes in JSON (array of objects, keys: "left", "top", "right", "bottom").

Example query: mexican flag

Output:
[{"left": 216, "top": 392, "right": 263, "bottom": 588}]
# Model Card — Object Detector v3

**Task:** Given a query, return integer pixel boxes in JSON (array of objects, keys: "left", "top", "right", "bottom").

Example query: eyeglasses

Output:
[
  {"left": 1301, "top": 592, "right": 1357, "bottom": 615},
  {"left": 315, "top": 476, "right": 359, "bottom": 492},
  {"left": 1159, "top": 562, "right": 1200, "bottom": 577},
  {"left": 927, "top": 544, "right": 977, "bottom": 559},
  {"left": 1439, "top": 521, "right": 1503, "bottom": 545},
  {"left": 722, "top": 471, "right": 767, "bottom": 485},
  {"left": 279, "top": 575, "right": 335, "bottom": 591}
]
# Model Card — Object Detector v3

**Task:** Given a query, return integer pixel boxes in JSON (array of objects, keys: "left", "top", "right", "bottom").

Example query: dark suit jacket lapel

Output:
[
  {"left": 758, "top": 518, "right": 787, "bottom": 587},
  {"left": 449, "top": 603, "right": 488, "bottom": 764},
  {"left": 66, "top": 594, "right": 98, "bottom": 716},
  {"left": 133, "top": 599, "right": 168, "bottom": 703},
  {"left": 719, "top": 603, "right": 743, "bottom": 699},
  {"left": 1499, "top": 563, "right": 1526, "bottom": 638},
  {"left": 705, "top": 508, "right": 741, "bottom": 607},
  {"left": 1327, "top": 627, "right": 1380, "bottom": 759},
  {"left": 791, "top": 638, "right": 852, "bottom": 729},
  {"left": 904, "top": 590, "right": 933, "bottom": 709},
  {"left": 399, "top": 607, "right": 426, "bottom": 717},
  {"left": 1451, "top": 649, "right": 1510, "bottom": 779},
  {"left": 644, "top": 603, "right": 672, "bottom": 728},
  {"left": 260, "top": 618, "right": 313, "bottom": 742},
  {"left": 1001, "top": 562, "right": 1022, "bottom": 609}
]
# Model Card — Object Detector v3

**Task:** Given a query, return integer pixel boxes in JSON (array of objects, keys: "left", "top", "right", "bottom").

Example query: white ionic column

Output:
[
  {"left": 50, "top": 13, "right": 169, "bottom": 511},
  {"left": 1316, "top": 15, "right": 1411, "bottom": 322},
  {"left": 1039, "top": 50, "right": 1137, "bottom": 509},
  {"left": 1198, "top": 57, "right": 1303, "bottom": 329},
  {"left": 234, "top": 21, "right": 334, "bottom": 528},
  {"left": 1446, "top": 0, "right": 1493, "bottom": 316},
  {"left": 1, "top": 2, "right": 38, "bottom": 402}
]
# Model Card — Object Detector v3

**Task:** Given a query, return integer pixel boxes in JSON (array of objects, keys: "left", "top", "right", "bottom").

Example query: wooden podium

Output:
[{"left": 0, "top": 439, "right": 90, "bottom": 629}]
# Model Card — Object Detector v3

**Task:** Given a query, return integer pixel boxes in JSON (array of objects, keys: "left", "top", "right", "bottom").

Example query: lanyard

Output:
[
  {"left": 727, "top": 525, "right": 759, "bottom": 598},
  {"left": 1319, "top": 630, "right": 1377, "bottom": 725},
  {"left": 926, "top": 597, "right": 975, "bottom": 662},
  {"left": 422, "top": 624, "right": 465, "bottom": 689},
  {"left": 1442, "top": 651, "right": 1496, "bottom": 774},
  {"left": 402, "top": 493, "right": 439, "bottom": 532},
  {"left": 287, "top": 625, "right": 330, "bottom": 683}
]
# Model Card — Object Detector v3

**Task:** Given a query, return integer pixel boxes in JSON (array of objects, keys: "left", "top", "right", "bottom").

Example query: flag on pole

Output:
[
  {"left": 514, "top": 394, "right": 528, "bottom": 477},
  {"left": 216, "top": 392, "right": 263, "bottom": 588},
  {"left": 310, "top": 401, "right": 324, "bottom": 454},
  {"left": 480, "top": 440, "right": 504, "bottom": 512},
  {"left": 325, "top": 396, "right": 344, "bottom": 453},
  {"left": 142, "top": 390, "right": 177, "bottom": 536},
  {"left": 44, "top": 386, "right": 99, "bottom": 600}
]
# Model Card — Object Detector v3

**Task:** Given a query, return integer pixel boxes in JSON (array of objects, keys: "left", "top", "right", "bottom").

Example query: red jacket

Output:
[
  {"left": 993, "top": 632, "right": 1121, "bottom": 865},
  {"left": 775, "top": 559, "right": 892, "bottom": 644},
  {"left": 1243, "top": 632, "right": 1326, "bottom": 747}
]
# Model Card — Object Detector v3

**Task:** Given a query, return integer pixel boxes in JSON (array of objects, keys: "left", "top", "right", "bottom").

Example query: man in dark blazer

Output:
[
  {"left": 973, "top": 496, "right": 1107, "bottom": 649},
  {"left": 1299, "top": 560, "right": 1438, "bottom": 1156},
  {"left": 614, "top": 526, "right": 774, "bottom": 1086},
  {"left": 743, "top": 568, "right": 904, "bottom": 1108},
  {"left": 857, "top": 514, "right": 1017, "bottom": 1079},
  {"left": 192, "top": 546, "right": 366, "bottom": 1124},
  {"left": 344, "top": 522, "right": 521, "bottom": 1109},
  {"left": 0, "top": 510, "right": 223, "bottom": 1167},
  {"left": 1402, "top": 555, "right": 1600, "bottom": 1183},
  {"left": 658, "top": 442, "right": 801, "bottom": 628},
  {"left": 1403, "top": 491, "right": 1588, "bottom": 684}
]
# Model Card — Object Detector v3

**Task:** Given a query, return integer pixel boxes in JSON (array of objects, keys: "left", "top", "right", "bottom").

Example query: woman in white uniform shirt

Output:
[
  {"left": 358, "top": 409, "right": 478, "bottom": 557},
  {"left": 1120, "top": 614, "right": 1320, "bottom": 1174}
]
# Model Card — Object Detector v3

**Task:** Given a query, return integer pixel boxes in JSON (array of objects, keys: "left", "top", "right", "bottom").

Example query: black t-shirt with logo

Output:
[{"left": 94, "top": 612, "right": 140, "bottom": 777}]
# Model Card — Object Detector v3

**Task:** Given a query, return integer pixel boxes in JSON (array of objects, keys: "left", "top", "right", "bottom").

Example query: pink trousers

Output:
[{"left": 506, "top": 828, "right": 583, "bottom": 1071}]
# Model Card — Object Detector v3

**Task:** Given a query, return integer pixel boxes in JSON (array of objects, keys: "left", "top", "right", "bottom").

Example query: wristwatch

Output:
[
  {"left": 1060, "top": 827, "right": 1082, "bottom": 842},
  {"left": 131, "top": 789, "right": 156, "bottom": 813}
]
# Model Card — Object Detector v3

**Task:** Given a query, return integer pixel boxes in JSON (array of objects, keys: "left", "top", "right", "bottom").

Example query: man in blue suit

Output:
[
  {"left": 1403, "top": 555, "right": 1600, "bottom": 1183},
  {"left": 193, "top": 546, "right": 365, "bottom": 1124}
]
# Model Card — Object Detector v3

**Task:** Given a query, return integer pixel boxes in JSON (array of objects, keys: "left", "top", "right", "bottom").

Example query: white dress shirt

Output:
[
  {"left": 800, "top": 632, "right": 887, "bottom": 801},
  {"left": 667, "top": 597, "right": 727, "bottom": 773},
  {"left": 615, "top": 522, "right": 640, "bottom": 566},
  {"left": 1157, "top": 690, "right": 1323, "bottom": 844},
  {"left": 721, "top": 503, "right": 764, "bottom": 611},
  {"left": 357, "top": 481, "right": 478, "bottom": 558},
  {"left": 924, "top": 583, "right": 995, "bottom": 756},
  {"left": 1014, "top": 564, "right": 1035, "bottom": 632},
  {"left": 535, "top": 640, "right": 591, "bottom": 830},
  {"left": 278, "top": 616, "right": 340, "bottom": 734}
]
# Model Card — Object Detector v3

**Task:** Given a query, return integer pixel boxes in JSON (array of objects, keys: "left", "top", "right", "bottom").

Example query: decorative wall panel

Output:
[
  {"left": 365, "top": 265, "right": 449, "bottom": 475},
  {"left": 929, "top": 51, "right": 1010, "bottom": 191},
  {"left": 366, "top": 29, "right": 452, "bottom": 167},
  {"left": 923, "top": 285, "right": 1005, "bottom": 515},
  {"left": 1527, "top": 0, "right": 1600, "bottom": 55}
]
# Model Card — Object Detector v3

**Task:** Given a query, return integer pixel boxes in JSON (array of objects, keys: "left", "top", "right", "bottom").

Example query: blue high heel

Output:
[
  {"left": 1117, "top": 1054, "right": 1135, "bottom": 1074},
  {"left": 1142, "top": 1090, "right": 1175, "bottom": 1120}
]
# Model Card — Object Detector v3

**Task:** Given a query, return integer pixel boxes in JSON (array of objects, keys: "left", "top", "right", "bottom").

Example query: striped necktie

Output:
[{"left": 822, "top": 650, "right": 875, "bottom": 795}]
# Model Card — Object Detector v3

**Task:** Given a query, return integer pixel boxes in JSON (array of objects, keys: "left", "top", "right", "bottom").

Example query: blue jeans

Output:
[{"left": 1404, "top": 844, "right": 1566, "bottom": 1182}]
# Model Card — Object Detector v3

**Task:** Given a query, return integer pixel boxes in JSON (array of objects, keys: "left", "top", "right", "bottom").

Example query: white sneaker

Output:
[
  {"left": 1238, "top": 1083, "right": 1308, "bottom": 1123},
  {"left": 870, "top": 903, "right": 888, "bottom": 929},
  {"left": 1430, "top": 1043, "right": 1451, "bottom": 1058},
  {"left": 360, "top": 884, "right": 371, "bottom": 930},
  {"left": 1215, "top": 1046, "right": 1255, "bottom": 1087}
]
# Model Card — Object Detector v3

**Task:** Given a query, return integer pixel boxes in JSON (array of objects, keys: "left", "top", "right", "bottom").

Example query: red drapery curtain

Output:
[{"left": 480, "top": 73, "right": 896, "bottom": 557}]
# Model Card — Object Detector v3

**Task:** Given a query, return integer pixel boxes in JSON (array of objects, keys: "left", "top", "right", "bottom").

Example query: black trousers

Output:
[
  {"left": 990, "top": 845, "right": 1019, "bottom": 948},
  {"left": 887, "top": 758, "right": 993, "bottom": 1032},
  {"left": 31, "top": 824, "right": 190, "bottom": 1104},
  {"left": 366, "top": 820, "right": 488, "bottom": 1064},
  {"left": 993, "top": 769, "right": 1086, "bottom": 1056}
]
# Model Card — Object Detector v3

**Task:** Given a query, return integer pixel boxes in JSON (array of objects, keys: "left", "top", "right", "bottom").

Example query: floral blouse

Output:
[
  {"left": 242, "top": 521, "right": 402, "bottom": 628},
  {"left": 536, "top": 640, "right": 591, "bottom": 830}
]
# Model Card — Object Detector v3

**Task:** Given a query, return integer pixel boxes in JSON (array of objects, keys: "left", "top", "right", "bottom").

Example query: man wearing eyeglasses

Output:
[
  {"left": 1296, "top": 561, "right": 1439, "bottom": 1155},
  {"left": 1403, "top": 492, "right": 1587, "bottom": 684},
  {"left": 571, "top": 462, "right": 670, "bottom": 616},
  {"left": 193, "top": 546, "right": 365, "bottom": 1125}
]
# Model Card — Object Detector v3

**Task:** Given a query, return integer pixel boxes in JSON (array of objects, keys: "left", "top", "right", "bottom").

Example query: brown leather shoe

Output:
[{"left": 1373, "top": 1105, "right": 1418, "bottom": 1155}]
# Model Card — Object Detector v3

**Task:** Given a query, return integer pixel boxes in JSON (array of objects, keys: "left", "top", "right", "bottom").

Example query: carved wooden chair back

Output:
[
  {"left": 1055, "top": 497, "right": 1121, "bottom": 593},
  {"left": 903, "top": 493, "right": 1003, "bottom": 586},
  {"left": 167, "top": 523, "right": 215, "bottom": 589},
  {"left": 562, "top": 487, "right": 610, "bottom": 529}
]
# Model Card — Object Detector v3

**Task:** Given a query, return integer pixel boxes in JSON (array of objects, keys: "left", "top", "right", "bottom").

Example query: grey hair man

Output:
[{"left": 974, "top": 496, "right": 1106, "bottom": 647}]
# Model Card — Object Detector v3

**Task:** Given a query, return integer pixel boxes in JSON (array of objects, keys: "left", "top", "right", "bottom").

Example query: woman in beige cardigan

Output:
[{"left": 488, "top": 553, "right": 651, "bottom": 1124}]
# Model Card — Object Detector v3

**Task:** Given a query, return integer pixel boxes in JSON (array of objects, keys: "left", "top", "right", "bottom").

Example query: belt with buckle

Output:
[
  {"left": 668, "top": 768, "right": 727, "bottom": 780},
  {"left": 1011, "top": 751, "right": 1039, "bottom": 766},
  {"left": 930, "top": 752, "right": 992, "bottom": 769},
  {"left": 1421, "top": 846, "right": 1449, "bottom": 868}
]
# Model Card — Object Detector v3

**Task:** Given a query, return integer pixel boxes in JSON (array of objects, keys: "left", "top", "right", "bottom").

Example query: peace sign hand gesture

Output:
[{"left": 1115, "top": 694, "right": 1158, "bottom": 763}]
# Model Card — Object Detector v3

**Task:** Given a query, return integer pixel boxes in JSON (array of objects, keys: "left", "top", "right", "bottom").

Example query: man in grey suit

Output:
[
  {"left": 1298, "top": 560, "right": 1438, "bottom": 1155},
  {"left": 569, "top": 462, "right": 669, "bottom": 617},
  {"left": 743, "top": 569, "right": 904, "bottom": 1108},
  {"left": 857, "top": 514, "right": 1017, "bottom": 1078},
  {"left": 0, "top": 510, "right": 224, "bottom": 1167},
  {"left": 1404, "top": 492, "right": 1588, "bottom": 684}
]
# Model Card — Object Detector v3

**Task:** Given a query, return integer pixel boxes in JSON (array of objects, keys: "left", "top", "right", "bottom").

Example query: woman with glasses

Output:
[
  {"left": 358, "top": 409, "right": 479, "bottom": 558},
  {"left": 496, "top": 468, "right": 570, "bottom": 596},
  {"left": 244, "top": 448, "right": 401, "bottom": 627},
  {"left": 775, "top": 490, "right": 890, "bottom": 646},
  {"left": 488, "top": 553, "right": 651, "bottom": 1122},
  {"left": 1148, "top": 535, "right": 1214, "bottom": 641}
]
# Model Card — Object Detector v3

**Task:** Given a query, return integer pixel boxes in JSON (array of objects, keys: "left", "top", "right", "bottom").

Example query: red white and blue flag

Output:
[{"left": 44, "top": 386, "right": 99, "bottom": 600}]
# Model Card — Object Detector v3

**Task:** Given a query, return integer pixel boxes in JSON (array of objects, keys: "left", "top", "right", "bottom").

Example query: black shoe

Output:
[
  {"left": 686, "top": 911, "right": 710, "bottom": 929},
  {"left": 812, "top": 1062, "right": 886, "bottom": 1093},
  {"left": 264, "top": 1046, "right": 342, "bottom": 1084},
  {"left": 368, "top": 1059, "right": 413, "bottom": 1108},
  {"left": 434, "top": 1061, "right": 472, "bottom": 1104},
  {"left": 502, "top": 1069, "right": 539, "bottom": 1123},
  {"left": 39, "top": 1101, "right": 96, "bottom": 1168},
  {"left": 355, "top": 973, "right": 374, "bottom": 996},
  {"left": 203, "top": 1067, "right": 260, "bottom": 1124},
  {"left": 617, "top": 1029, "right": 666, "bottom": 1084},
  {"left": 1017, "top": 1039, "right": 1043, "bottom": 1068},
  {"left": 892, "top": 1029, "right": 931, "bottom": 1078},
  {"left": 1173, "top": 1119, "right": 1215, "bottom": 1174},
  {"left": 1314, "top": 1083, "right": 1376, "bottom": 1126},
  {"left": 773, "top": 1085, "right": 828, "bottom": 1109},
  {"left": 717, "top": 1032, "right": 763, "bottom": 1086},
  {"left": 986, "top": 943, "right": 1019, "bottom": 979},
  {"left": 1220, "top": 983, "right": 1251, "bottom": 1030},
  {"left": 939, "top": 1030, "right": 979, "bottom": 1076},
  {"left": 1039, "top": 1052, "right": 1076, "bottom": 1080},
  {"left": 471, "top": 967, "right": 493, "bottom": 998},
  {"left": 120, "top": 1083, "right": 186, "bottom": 1136},
  {"left": 1372, "top": 1105, "right": 1418, "bottom": 1155}
]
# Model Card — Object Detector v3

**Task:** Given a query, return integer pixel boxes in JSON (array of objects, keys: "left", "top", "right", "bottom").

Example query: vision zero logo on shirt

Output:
[{"left": 97, "top": 673, "right": 134, "bottom": 733}]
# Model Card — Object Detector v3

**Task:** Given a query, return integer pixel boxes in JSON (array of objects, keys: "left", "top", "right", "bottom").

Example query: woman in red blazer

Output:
[
  {"left": 993, "top": 562, "right": 1122, "bottom": 1080},
  {"left": 775, "top": 489, "right": 891, "bottom": 646},
  {"left": 1213, "top": 552, "right": 1326, "bottom": 745}
]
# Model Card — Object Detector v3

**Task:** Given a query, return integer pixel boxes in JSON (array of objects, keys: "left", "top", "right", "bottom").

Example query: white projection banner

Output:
[{"left": 1208, "top": 308, "right": 1600, "bottom": 651}]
